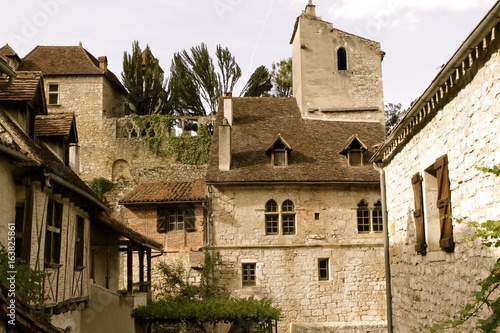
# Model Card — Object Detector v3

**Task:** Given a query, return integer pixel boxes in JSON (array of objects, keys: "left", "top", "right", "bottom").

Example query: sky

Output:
[{"left": 1, "top": 0, "right": 497, "bottom": 110}]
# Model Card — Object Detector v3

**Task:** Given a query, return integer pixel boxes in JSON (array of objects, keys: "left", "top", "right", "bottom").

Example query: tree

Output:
[
  {"left": 384, "top": 103, "right": 402, "bottom": 133},
  {"left": 132, "top": 250, "right": 282, "bottom": 332},
  {"left": 168, "top": 43, "right": 241, "bottom": 116},
  {"left": 122, "top": 41, "right": 170, "bottom": 115},
  {"left": 240, "top": 65, "right": 272, "bottom": 97},
  {"left": 431, "top": 166, "right": 500, "bottom": 332},
  {"left": 270, "top": 57, "right": 293, "bottom": 97}
]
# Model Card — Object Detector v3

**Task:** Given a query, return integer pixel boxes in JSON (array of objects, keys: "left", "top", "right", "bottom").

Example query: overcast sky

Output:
[{"left": 1, "top": 0, "right": 497, "bottom": 110}]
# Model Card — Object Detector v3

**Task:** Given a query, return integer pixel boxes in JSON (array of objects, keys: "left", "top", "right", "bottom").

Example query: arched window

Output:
[
  {"left": 265, "top": 200, "right": 278, "bottom": 234},
  {"left": 337, "top": 47, "right": 347, "bottom": 70},
  {"left": 372, "top": 201, "right": 383, "bottom": 232},
  {"left": 357, "top": 200, "right": 370, "bottom": 233},
  {"left": 282, "top": 200, "right": 296, "bottom": 235}
]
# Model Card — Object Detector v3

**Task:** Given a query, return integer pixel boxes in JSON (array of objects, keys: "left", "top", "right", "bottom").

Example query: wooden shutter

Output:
[
  {"left": 411, "top": 172, "right": 426, "bottom": 254},
  {"left": 157, "top": 208, "right": 168, "bottom": 233},
  {"left": 434, "top": 155, "right": 454, "bottom": 252},
  {"left": 185, "top": 208, "right": 195, "bottom": 232}
]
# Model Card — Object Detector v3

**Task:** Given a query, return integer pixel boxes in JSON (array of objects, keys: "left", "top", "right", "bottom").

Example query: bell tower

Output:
[{"left": 290, "top": 1, "right": 385, "bottom": 124}]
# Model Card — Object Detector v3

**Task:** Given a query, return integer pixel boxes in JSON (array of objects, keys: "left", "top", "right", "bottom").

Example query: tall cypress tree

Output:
[{"left": 122, "top": 41, "right": 170, "bottom": 115}]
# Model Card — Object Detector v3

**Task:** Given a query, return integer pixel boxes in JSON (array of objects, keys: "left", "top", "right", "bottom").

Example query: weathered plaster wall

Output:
[
  {"left": 209, "top": 183, "right": 386, "bottom": 332},
  {"left": 384, "top": 40, "right": 500, "bottom": 332}
]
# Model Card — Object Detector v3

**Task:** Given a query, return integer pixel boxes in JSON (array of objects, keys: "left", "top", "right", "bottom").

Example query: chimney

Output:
[
  {"left": 223, "top": 92, "right": 233, "bottom": 125},
  {"left": 305, "top": 0, "right": 316, "bottom": 17},
  {"left": 219, "top": 117, "right": 231, "bottom": 171},
  {"left": 98, "top": 56, "right": 108, "bottom": 72}
]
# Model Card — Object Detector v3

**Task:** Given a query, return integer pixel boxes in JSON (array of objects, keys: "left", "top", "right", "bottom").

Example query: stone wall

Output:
[
  {"left": 208, "top": 183, "right": 387, "bottom": 332},
  {"left": 384, "top": 37, "right": 500, "bottom": 332}
]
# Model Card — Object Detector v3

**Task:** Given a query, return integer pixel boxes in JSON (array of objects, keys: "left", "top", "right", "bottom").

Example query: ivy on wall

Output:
[
  {"left": 167, "top": 124, "right": 212, "bottom": 165},
  {"left": 89, "top": 177, "right": 114, "bottom": 201}
]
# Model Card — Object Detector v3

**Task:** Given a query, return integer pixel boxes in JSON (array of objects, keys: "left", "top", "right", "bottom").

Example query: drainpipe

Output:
[
  {"left": 373, "top": 162, "right": 393, "bottom": 333},
  {"left": 0, "top": 58, "right": 16, "bottom": 88}
]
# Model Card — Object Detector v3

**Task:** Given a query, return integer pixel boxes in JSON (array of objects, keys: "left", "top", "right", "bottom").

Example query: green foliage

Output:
[
  {"left": 167, "top": 124, "right": 212, "bottom": 165},
  {"left": 240, "top": 65, "right": 272, "bottom": 97},
  {"left": 89, "top": 177, "right": 113, "bottom": 200},
  {"left": 122, "top": 41, "right": 170, "bottom": 115},
  {"left": 133, "top": 250, "right": 282, "bottom": 332},
  {"left": 0, "top": 246, "right": 48, "bottom": 308},
  {"left": 168, "top": 43, "right": 241, "bottom": 116},
  {"left": 385, "top": 103, "right": 402, "bottom": 134},
  {"left": 131, "top": 113, "right": 172, "bottom": 154},
  {"left": 270, "top": 58, "right": 293, "bottom": 97},
  {"left": 431, "top": 166, "right": 500, "bottom": 332}
]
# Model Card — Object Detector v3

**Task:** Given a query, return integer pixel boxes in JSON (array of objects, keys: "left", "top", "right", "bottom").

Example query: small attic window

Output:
[
  {"left": 340, "top": 135, "right": 367, "bottom": 167},
  {"left": 266, "top": 134, "right": 292, "bottom": 167}
]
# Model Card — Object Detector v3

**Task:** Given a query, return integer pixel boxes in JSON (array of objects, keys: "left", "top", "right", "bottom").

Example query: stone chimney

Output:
[
  {"left": 98, "top": 56, "right": 108, "bottom": 72},
  {"left": 219, "top": 117, "right": 231, "bottom": 171},
  {"left": 305, "top": 0, "right": 316, "bottom": 17},
  {"left": 223, "top": 92, "right": 233, "bottom": 125}
]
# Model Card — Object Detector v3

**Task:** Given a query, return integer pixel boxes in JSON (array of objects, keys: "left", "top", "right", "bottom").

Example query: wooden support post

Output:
[
  {"left": 127, "top": 245, "right": 133, "bottom": 294},
  {"left": 138, "top": 249, "right": 145, "bottom": 292}
]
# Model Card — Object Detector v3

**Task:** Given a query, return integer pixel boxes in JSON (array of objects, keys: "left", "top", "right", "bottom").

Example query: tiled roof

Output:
[
  {"left": 35, "top": 112, "right": 78, "bottom": 143},
  {"left": 0, "top": 71, "right": 45, "bottom": 103},
  {"left": 120, "top": 180, "right": 206, "bottom": 204},
  {"left": 0, "top": 44, "right": 19, "bottom": 58},
  {"left": 206, "top": 97, "right": 385, "bottom": 183},
  {"left": 18, "top": 45, "right": 127, "bottom": 94},
  {"left": 0, "top": 107, "right": 93, "bottom": 196}
]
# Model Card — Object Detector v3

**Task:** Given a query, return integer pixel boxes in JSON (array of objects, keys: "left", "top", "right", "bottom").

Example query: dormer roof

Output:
[
  {"left": 35, "top": 112, "right": 78, "bottom": 143},
  {"left": 340, "top": 134, "right": 368, "bottom": 156},
  {"left": 266, "top": 133, "right": 292, "bottom": 155},
  {"left": 0, "top": 71, "right": 47, "bottom": 113}
]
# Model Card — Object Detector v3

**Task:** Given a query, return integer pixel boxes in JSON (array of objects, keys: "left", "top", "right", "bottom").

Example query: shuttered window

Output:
[
  {"left": 412, "top": 172, "right": 427, "bottom": 254},
  {"left": 434, "top": 155, "right": 454, "bottom": 252}
]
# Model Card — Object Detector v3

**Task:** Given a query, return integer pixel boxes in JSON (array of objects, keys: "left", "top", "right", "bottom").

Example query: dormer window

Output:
[
  {"left": 266, "top": 134, "right": 292, "bottom": 167},
  {"left": 340, "top": 135, "right": 368, "bottom": 167}
]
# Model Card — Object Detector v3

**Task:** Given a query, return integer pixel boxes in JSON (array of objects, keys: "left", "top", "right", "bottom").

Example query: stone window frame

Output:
[
  {"left": 157, "top": 205, "right": 195, "bottom": 233},
  {"left": 47, "top": 82, "right": 60, "bottom": 105},
  {"left": 337, "top": 47, "right": 347, "bottom": 71},
  {"left": 242, "top": 262, "right": 256, "bottom": 287},
  {"left": 318, "top": 258, "right": 330, "bottom": 281},
  {"left": 264, "top": 199, "right": 296, "bottom": 235},
  {"left": 356, "top": 199, "right": 383, "bottom": 234}
]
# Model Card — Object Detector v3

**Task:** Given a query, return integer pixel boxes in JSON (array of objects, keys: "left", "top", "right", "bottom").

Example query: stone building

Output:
[
  {"left": 371, "top": 2, "right": 500, "bottom": 332},
  {"left": 0, "top": 50, "right": 161, "bottom": 333},
  {"left": 205, "top": 3, "right": 387, "bottom": 332}
]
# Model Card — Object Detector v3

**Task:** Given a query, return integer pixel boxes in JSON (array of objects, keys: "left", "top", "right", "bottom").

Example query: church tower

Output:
[{"left": 290, "top": 1, "right": 385, "bottom": 124}]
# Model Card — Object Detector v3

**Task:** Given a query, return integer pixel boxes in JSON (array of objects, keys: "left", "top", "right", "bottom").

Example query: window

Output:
[
  {"left": 266, "top": 134, "right": 292, "bottom": 167},
  {"left": 282, "top": 200, "right": 295, "bottom": 235},
  {"left": 242, "top": 263, "right": 256, "bottom": 286},
  {"left": 75, "top": 216, "right": 85, "bottom": 268},
  {"left": 357, "top": 200, "right": 383, "bottom": 234},
  {"left": 265, "top": 200, "right": 278, "bottom": 235},
  {"left": 264, "top": 199, "right": 296, "bottom": 235},
  {"left": 157, "top": 206, "right": 195, "bottom": 233},
  {"left": 318, "top": 258, "right": 330, "bottom": 280},
  {"left": 45, "top": 199, "right": 62, "bottom": 265},
  {"left": 48, "top": 83, "right": 59, "bottom": 105},
  {"left": 421, "top": 155, "right": 454, "bottom": 253},
  {"left": 337, "top": 47, "right": 347, "bottom": 70},
  {"left": 340, "top": 135, "right": 367, "bottom": 167}
]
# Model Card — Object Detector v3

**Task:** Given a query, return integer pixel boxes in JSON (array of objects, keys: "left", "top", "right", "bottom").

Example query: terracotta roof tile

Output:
[
  {"left": 206, "top": 97, "right": 385, "bottom": 183},
  {"left": 121, "top": 180, "right": 206, "bottom": 204},
  {"left": 35, "top": 112, "right": 78, "bottom": 142},
  {"left": 0, "top": 71, "right": 44, "bottom": 102}
]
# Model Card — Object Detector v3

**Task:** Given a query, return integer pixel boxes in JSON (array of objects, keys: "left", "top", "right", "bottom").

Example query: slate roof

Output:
[
  {"left": 206, "top": 97, "right": 385, "bottom": 184},
  {"left": 35, "top": 112, "right": 78, "bottom": 143},
  {"left": 0, "top": 71, "right": 46, "bottom": 105},
  {"left": 17, "top": 45, "right": 127, "bottom": 94},
  {"left": 120, "top": 180, "right": 206, "bottom": 204}
]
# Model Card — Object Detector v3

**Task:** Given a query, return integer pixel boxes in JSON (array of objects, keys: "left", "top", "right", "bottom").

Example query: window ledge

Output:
[
  {"left": 44, "top": 263, "right": 63, "bottom": 269},
  {"left": 425, "top": 251, "right": 447, "bottom": 262},
  {"left": 357, "top": 233, "right": 383, "bottom": 238}
]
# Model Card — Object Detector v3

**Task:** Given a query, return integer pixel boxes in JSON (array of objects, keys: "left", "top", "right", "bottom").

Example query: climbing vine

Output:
[
  {"left": 131, "top": 114, "right": 172, "bottom": 154},
  {"left": 89, "top": 177, "right": 113, "bottom": 201},
  {"left": 167, "top": 123, "right": 212, "bottom": 165}
]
